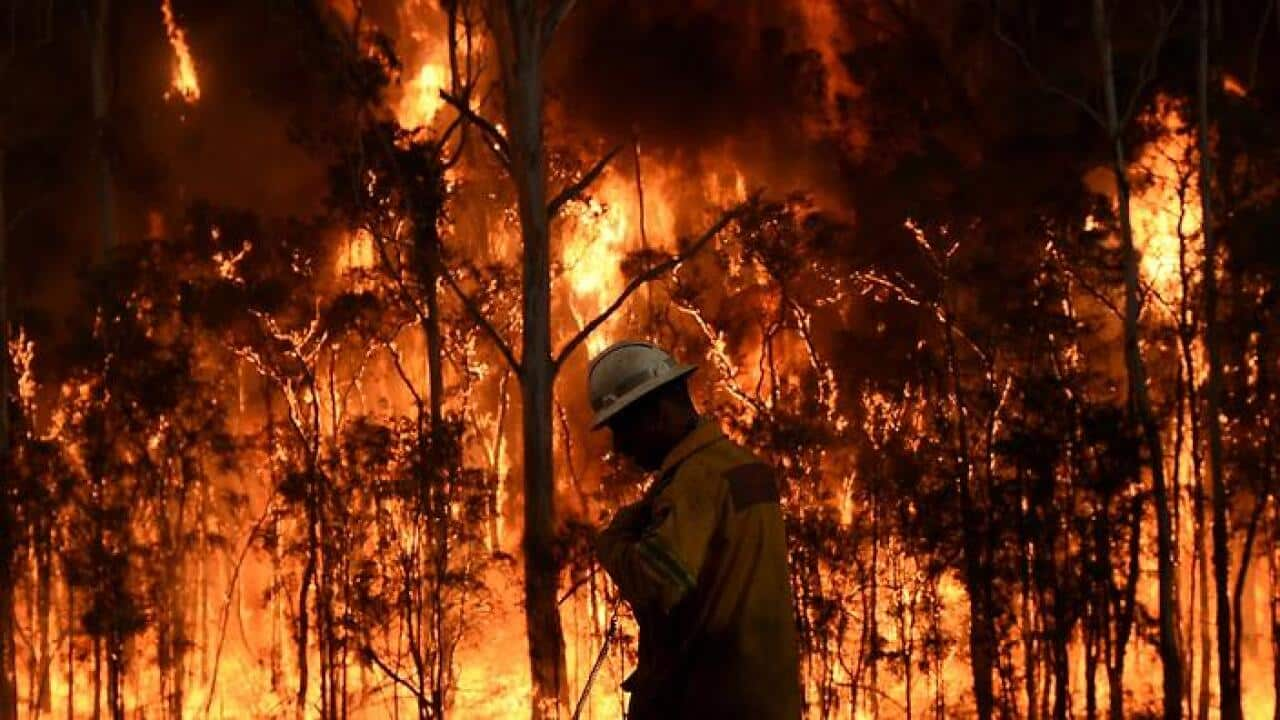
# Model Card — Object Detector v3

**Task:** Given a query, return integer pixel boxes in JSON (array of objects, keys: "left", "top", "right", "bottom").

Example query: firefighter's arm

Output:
[{"left": 595, "top": 468, "right": 716, "bottom": 614}]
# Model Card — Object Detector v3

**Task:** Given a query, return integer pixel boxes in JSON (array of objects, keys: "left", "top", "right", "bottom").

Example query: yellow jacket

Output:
[{"left": 596, "top": 421, "right": 802, "bottom": 719}]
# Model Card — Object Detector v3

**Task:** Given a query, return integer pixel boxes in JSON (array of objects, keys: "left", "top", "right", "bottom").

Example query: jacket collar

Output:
[{"left": 657, "top": 419, "right": 724, "bottom": 479}]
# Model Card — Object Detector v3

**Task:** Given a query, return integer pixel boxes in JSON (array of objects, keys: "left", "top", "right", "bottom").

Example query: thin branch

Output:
[
  {"left": 990, "top": 7, "right": 1106, "bottom": 128},
  {"left": 547, "top": 144, "right": 622, "bottom": 218},
  {"left": 1248, "top": 0, "right": 1276, "bottom": 90},
  {"left": 362, "top": 646, "right": 432, "bottom": 707},
  {"left": 850, "top": 268, "right": 992, "bottom": 365},
  {"left": 439, "top": 89, "right": 511, "bottom": 168},
  {"left": 440, "top": 267, "right": 521, "bottom": 374},
  {"left": 553, "top": 201, "right": 749, "bottom": 371},
  {"left": 632, "top": 134, "right": 649, "bottom": 248},
  {"left": 203, "top": 497, "right": 277, "bottom": 715},
  {"left": 540, "top": 0, "right": 578, "bottom": 53},
  {"left": 633, "top": 134, "right": 655, "bottom": 319},
  {"left": 1119, "top": 0, "right": 1184, "bottom": 129},
  {"left": 368, "top": 222, "right": 432, "bottom": 324},
  {"left": 385, "top": 332, "right": 425, "bottom": 411},
  {"left": 558, "top": 564, "right": 600, "bottom": 605}
]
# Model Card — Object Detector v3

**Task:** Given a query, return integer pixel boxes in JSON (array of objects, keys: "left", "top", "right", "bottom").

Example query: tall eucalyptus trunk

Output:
[
  {"left": 1092, "top": 2, "right": 1183, "bottom": 715},
  {"left": 1195, "top": 2, "right": 1241, "bottom": 717}
]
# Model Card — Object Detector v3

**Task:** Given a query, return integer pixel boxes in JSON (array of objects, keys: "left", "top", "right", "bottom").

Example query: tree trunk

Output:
[
  {"left": 868, "top": 496, "right": 881, "bottom": 719},
  {"left": 491, "top": 3, "right": 569, "bottom": 716},
  {"left": 1093, "top": 2, "right": 1184, "bottom": 716},
  {"left": 1271, "top": 500, "right": 1279, "bottom": 720},
  {"left": 36, "top": 531, "right": 52, "bottom": 715},
  {"left": 0, "top": 558, "right": 15, "bottom": 720},
  {"left": 939, "top": 282, "right": 996, "bottom": 720},
  {"left": 421, "top": 226, "right": 448, "bottom": 720},
  {"left": 0, "top": 135, "right": 16, "bottom": 720},
  {"left": 1177, "top": 188, "right": 1211, "bottom": 720},
  {"left": 1196, "top": 2, "right": 1242, "bottom": 717},
  {"left": 92, "top": 635, "right": 101, "bottom": 720},
  {"left": 90, "top": 0, "right": 116, "bottom": 258},
  {"left": 65, "top": 582, "right": 74, "bottom": 720},
  {"left": 1108, "top": 494, "right": 1142, "bottom": 720}
]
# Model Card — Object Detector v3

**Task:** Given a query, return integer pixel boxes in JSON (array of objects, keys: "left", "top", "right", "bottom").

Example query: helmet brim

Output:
[{"left": 590, "top": 364, "right": 697, "bottom": 430}]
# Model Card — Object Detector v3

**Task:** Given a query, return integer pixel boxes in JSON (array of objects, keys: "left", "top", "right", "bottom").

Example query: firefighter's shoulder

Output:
[
  {"left": 659, "top": 450, "right": 724, "bottom": 516},
  {"left": 724, "top": 457, "right": 782, "bottom": 514},
  {"left": 706, "top": 441, "right": 781, "bottom": 513}
]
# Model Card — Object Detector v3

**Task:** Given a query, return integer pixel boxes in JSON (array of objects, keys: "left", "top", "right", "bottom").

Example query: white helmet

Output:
[{"left": 587, "top": 340, "right": 696, "bottom": 429}]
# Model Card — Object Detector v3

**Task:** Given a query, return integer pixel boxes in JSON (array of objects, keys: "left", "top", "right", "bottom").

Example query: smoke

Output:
[{"left": 546, "top": 0, "right": 859, "bottom": 214}]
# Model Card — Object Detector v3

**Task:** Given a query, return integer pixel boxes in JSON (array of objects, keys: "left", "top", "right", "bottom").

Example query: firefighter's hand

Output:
[{"left": 606, "top": 501, "right": 652, "bottom": 537}]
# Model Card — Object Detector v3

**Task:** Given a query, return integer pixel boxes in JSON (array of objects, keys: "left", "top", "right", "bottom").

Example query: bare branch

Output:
[
  {"left": 362, "top": 646, "right": 432, "bottom": 707},
  {"left": 850, "top": 268, "right": 991, "bottom": 365},
  {"left": 552, "top": 202, "right": 749, "bottom": 371},
  {"left": 368, "top": 224, "right": 432, "bottom": 325},
  {"left": 440, "top": 89, "right": 511, "bottom": 167},
  {"left": 547, "top": 144, "right": 622, "bottom": 218},
  {"left": 1248, "top": 0, "right": 1276, "bottom": 89},
  {"left": 1119, "top": 0, "right": 1184, "bottom": 128},
  {"left": 203, "top": 498, "right": 277, "bottom": 715},
  {"left": 540, "top": 0, "right": 578, "bottom": 53},
  {"left": 990, "top": 8, "right": 1106, "bottom": 128},
  {"left": 632, "top": 134, "right": 649, "bottom": 248},
  {"left": 441, "top": 267, "right": 522, "bottom": 374}
]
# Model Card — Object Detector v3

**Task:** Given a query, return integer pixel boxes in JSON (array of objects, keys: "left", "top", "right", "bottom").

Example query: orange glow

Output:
[
  {"left": 397, "top": 61, "right": 449, "bottom": 129},
  {"left": 160, "top": 0, "right": 201, "bottom": 102},
  {"left": 1223, "top": 73, "right": 1247, "bottom": 97},
  {"left": 1131, "top": 98, "right": 1201, "bottom": 310},
  {"left": 8, "top": 6, "right": 1278, "bottom": 720}
]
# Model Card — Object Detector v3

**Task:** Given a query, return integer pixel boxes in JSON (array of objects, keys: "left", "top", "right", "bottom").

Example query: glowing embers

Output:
[{"left": 160, "top": 0, "right": 200, "bottom": 103}]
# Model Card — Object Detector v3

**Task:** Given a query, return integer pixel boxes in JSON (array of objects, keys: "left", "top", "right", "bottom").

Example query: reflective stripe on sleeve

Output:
[{"left": 635, "top": 537, "right": 697, "bottom": 596}]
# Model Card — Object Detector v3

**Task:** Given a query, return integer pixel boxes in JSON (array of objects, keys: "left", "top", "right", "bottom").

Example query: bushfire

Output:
[{"left": 0, "top": 1, "right": 1277, "bottom": 720}]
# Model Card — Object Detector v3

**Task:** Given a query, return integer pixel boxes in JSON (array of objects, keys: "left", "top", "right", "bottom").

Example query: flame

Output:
[
  {"left": 160, "top": 0, "right": 201, "bottom": 102},
  {"left": 1223, "top": 73, "right": 1247, "bottom": 98},
  {"left": 1130, "top": 98, "right": 1201, "bottom": 309},
  {"left": 335, "top": 228, "right": 377, "bottom": 275},
  {"left": 392, "top": 0, "right": 458, "bottom": 131},
  {"left": 397, "top": 62, "right": 449, "bottom": 129},
  {"left": 10, "top": 5, "right": 1279, "bottom": 718}
]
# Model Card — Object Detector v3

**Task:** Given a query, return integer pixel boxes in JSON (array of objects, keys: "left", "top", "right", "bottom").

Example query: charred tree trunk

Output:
[
  {"left": 1092, "top": 3, "right": 1183, "bottom": 716},
  {"left": 0, "top": 140, "right": 18, "bottom": 720},
  {"left": 1196, "top": 2, "right": 1241, "bottom": 717},
  {"left": 1104, "top": 493, "right": 1142, "bottom": 720},
  {"left": 941, "top": 303, "right": 996, "bottom": 720},
  {"left": 91, "top": 634, "right": 101, "bottom": 720},
  {"left": 35, "top": 525, "right": 52, "bottom": 716},
  {"left": 0, "top": 551, "right": 15, "bottom": 720},
  {"left": 1271, "top": 500, "right": 1279, "bottom": 720},
  {"left": 867, "top": 494, "right": 881, "bottom": 719},
  {"left": 64, "top": 580, "right": 73, "bottom": 720},
  {"left": 1175, "top": 160, "right": 1211, "bottom": 720},
  {"left": 489, "top": 2, "right": 569, "bottom": 715},
  {"left": 89, "top": 0, "right": 116, "bottom": 258},
  {"left": 296, "top": 470, "right": 317, "bottom": 719},
  {"left": 420, "top": 224, "right": 449, "bottom": 720}
]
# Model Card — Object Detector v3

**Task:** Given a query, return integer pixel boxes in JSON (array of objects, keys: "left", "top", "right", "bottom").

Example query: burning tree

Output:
[{"left": 1, "top": 0, "right": 1279, "bottom": 719}]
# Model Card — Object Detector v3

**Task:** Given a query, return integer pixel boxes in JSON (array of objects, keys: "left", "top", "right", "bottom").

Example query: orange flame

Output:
[{"left": 160, "top": 0, "right": 200, "bottom": 102}]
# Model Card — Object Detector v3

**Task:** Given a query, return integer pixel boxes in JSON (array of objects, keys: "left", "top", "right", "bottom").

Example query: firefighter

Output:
[{"left": 588, "top": 340, "right": 802, "bottom": 719}]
